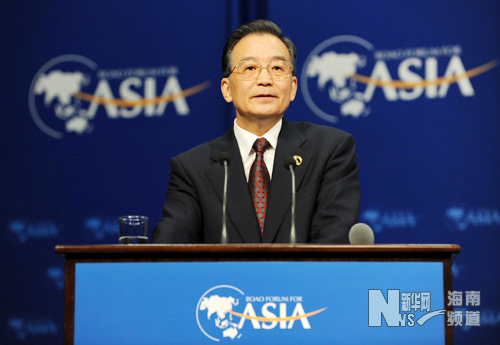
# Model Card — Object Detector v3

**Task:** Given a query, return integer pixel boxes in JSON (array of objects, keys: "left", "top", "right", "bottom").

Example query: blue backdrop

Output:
[{"left": 1, "top": 0, "right": 499, "bottom": 343}]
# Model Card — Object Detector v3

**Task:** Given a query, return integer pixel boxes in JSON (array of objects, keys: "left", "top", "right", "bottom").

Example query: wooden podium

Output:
[{"left": 56, "top": 244, "right": 460, "bottom": 345}]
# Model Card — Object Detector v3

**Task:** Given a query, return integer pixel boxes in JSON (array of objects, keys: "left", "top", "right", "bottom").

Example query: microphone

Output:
[
  {"left": 219, "top": 152, "right": 231, "bottom": 244},
  {"left": 349, "top": 223, "right": 375, "bottom": 244},
  {"left": 284, "top": 157, "right": 297, "bottom": 244}
]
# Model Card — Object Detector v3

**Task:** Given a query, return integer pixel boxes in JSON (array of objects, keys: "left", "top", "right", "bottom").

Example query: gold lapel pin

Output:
[{"left": 293, "top": 155, "right": 303, "bottom": 166}]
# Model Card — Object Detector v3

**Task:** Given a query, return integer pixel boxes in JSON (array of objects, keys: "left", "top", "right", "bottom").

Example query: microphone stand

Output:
[
  {"left": 285, "top": 157, "right": 296, "bottom": 244},
  {"left": 221, "top": 159, "right": 228, "bottom": 244},
  {"left": 219, "top": 152, "right": 231, "bottom": 244}
]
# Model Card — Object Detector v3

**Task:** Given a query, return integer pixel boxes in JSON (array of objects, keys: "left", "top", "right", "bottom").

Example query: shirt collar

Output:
[{"left": 233, "top": 118, "right": 282, "bottom": 158}]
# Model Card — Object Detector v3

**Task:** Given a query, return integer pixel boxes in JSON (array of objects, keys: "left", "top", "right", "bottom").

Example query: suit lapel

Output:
[
  {"left": 262, "top": 119, "right": 313, "bottom": 243},
  {"left": 205, "top": 128, "right": 261, "bottom": 243}
]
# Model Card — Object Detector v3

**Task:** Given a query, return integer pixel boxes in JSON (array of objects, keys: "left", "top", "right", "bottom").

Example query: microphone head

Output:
[
  {"left": 284, "top": 156, "right": 296, "bottom": 170},
  {"left": 349, "top": 223, "right": 375, "bottom": 244},
  {"left": 218, "top": 152, "right": 231, "bottom": 165}
]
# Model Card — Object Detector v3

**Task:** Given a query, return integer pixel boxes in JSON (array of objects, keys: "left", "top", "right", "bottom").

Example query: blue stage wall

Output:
[{"left": 1, "top": 0, "right": 499, "bottom": 343}]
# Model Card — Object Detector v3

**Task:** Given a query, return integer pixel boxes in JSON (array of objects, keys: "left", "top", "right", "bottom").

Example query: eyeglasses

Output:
[{"left": 230, "top": 59, "right": 293, "bottom": 80}]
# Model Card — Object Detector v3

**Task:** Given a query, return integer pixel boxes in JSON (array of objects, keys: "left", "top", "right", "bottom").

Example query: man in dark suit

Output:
[{"left": 152, "top": 20, "right": 360, "bottom": 244}]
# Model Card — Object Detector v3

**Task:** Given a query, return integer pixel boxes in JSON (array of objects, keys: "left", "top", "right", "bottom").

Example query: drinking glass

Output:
[{"left": 119, "top": 215, "right": 148, "bottom": 244}]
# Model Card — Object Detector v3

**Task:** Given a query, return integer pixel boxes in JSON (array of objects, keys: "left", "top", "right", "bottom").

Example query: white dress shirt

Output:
[{"left": 233, "top": 118, "right": 282, "bottom": 182}]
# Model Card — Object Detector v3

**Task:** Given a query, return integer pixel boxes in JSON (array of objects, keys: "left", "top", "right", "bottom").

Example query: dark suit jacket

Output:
[{"left": 152, "top": 118, "right": 360, "bottom": 244}]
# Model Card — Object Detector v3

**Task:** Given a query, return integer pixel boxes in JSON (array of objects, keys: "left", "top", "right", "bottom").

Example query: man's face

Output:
[{"left": 221, "top": 33, "right": 297, "bottom": 123}]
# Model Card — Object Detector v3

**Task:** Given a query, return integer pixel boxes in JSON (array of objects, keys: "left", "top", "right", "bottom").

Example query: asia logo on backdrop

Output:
[
  {"left": 8, "top": 219, "right": 60, "bottom": 243},
  {"left": 445, "top": 205, "right": 500, "bottom": 231},
  {"left": 195, "top": 285, "right": 326, "bottom": 341},
  {"left": 302, "top": 36, "right": 499, "bottom": 122},
  {"left": 360, "top": 207, "right": 420, "bottom": 233},
  {"left": 28, "top": 55, "right": 210, "bottom": 139},
  {"left": 8, "top": 318, "right": 59, "bottom": 341}
]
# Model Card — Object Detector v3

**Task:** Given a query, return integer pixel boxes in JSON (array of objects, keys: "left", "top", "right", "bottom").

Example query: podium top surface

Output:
[{"left": 55, "top": 244, "right": 460, "bottom": 261}]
